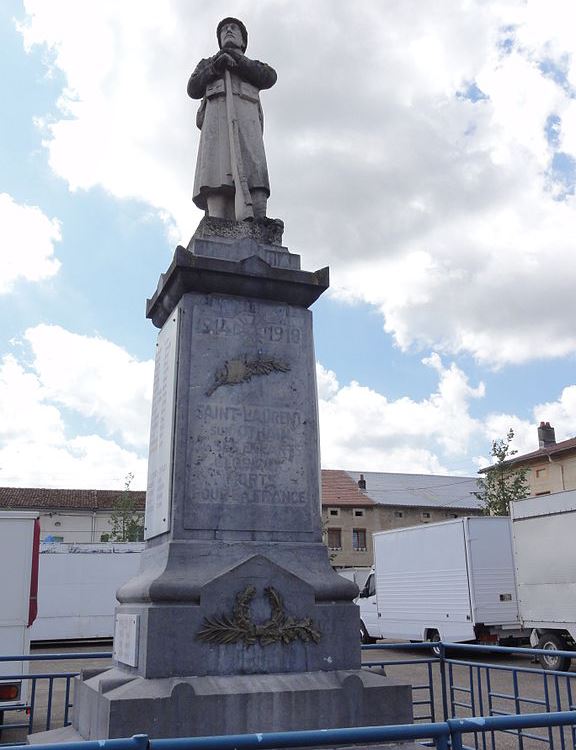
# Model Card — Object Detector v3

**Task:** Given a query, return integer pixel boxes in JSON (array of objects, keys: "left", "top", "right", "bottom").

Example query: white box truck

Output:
[
  {"left": 30, "top": 542, "right": 144, "bottom": 642},
  {"left": 0, "top": 511, "right": 40, "bottom": 719},
  {"left": 511, "top": 490, "right": 576, "bottom": 670},
  {"left": 358, "top": 517, "right": 526, "bottom": 647}
]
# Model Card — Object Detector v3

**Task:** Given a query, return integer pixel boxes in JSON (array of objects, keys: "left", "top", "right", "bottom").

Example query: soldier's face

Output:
[{"left": 220, "top": 22, "right": 243, "bottom": 50}]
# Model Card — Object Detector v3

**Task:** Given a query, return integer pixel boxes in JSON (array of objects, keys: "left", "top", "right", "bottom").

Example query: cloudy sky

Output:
[{"left": 2, "top": 0, "right": 576, "bottom": 490}]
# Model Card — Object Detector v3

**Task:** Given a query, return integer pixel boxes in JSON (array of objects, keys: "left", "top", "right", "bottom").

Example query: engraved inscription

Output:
[
  {"left": 145, "top": 309, "right": 179, "bottom": 539},
  {"left": 195, "top": 298, "right": 302, "bottom": 345},
  {"left": 206, "top": 355, "right": 290, "bottom": 397},
  {"left": 185, "top": 297, "right": 314, "bottom": 532},
  {"left": 193, "top": 404, "right": 305, "bottom": 507}
]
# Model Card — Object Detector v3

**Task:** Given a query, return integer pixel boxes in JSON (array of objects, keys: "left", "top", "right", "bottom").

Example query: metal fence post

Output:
[
  {"left": 131, "top": 734, "right": 150, "bottom": 750},
  {"left": 439, "top": 642, "right": 449, "bottom": 721}
]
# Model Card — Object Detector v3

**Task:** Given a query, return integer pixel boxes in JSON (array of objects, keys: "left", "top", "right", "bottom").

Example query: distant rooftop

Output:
[
  {"left": 479, "top": 422, "right": 576, "bottom": 472},
  {"left": 0, "top": 486, "right": 146, "bottom": 511},
  {"left": 323, "top": 470, "right": 480, "bottom": 510},
  {"left": 0, "top": 469, "right": 481, "bottom": 512}
]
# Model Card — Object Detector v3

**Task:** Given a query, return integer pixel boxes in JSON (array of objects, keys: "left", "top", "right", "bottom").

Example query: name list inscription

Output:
[
  {"left": 145, "top": 308, "right": 180, "bottom": 540},
  {"left": 193, "top": 403, "right": 305, "bottom": 506},
  {"left": 184, "top": 297, "right": 313, "bottom": 532}
]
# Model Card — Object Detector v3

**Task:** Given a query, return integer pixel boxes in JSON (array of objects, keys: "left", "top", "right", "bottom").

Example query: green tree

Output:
[
  {"left": 474, "top": 429, "right": 529, "bottom": 516},
  {"left": 103, "top": 473, "right": 144, "bottom": 542}
]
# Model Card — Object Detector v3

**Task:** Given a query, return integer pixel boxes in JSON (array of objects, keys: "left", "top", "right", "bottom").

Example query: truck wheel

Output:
[
  {"left": 537, "top": 632, "right": 572, "bottom": 671},
  {"left": 361, "top": 621, "right": 376, "bottom": 645},
  {"left": 428, "top": 630, "right": 441, "bottom": 657}
]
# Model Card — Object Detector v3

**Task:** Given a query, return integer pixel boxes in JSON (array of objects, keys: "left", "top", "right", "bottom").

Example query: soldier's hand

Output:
[
  {"left": 213, "top": 51, "right": 237, "bottom": 73},
  {"left": 225, "top": 48, "right": 243, "bottom": 62}
]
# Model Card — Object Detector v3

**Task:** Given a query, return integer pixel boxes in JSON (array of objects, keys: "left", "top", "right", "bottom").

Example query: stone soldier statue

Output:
[{"left": 188, "top": 18, "right": 277, "bottom": 222}]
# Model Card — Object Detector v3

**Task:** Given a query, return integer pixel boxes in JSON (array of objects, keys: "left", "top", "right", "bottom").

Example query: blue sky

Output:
[{"left": 2, "top": 0, "right": 576, "bottom": 489}]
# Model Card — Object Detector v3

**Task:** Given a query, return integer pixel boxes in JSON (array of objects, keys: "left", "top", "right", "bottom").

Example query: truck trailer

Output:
[
  {"left": 511, "top": 490, "right": 576, "bottom": 670},
  {"left": 30, "top": 542, "right": 144, "bottom": 642},
  {"left": 0, "top": 511, "right": 39, "bottom": 721},
  {"left": 358, "top": 516, "right": 526, "bottom": 647}
]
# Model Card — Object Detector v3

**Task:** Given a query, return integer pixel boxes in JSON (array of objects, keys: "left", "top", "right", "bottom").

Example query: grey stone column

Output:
[{"left": 33, "top": 223, "right": 412, "bottom": 742}]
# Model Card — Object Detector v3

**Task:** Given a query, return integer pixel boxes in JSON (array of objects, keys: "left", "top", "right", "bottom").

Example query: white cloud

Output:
[
  {"left": 17, "top": 0, "right": 576, "bottom": 365},
  {"left": 0, "top": 328, "right": 152, "bottom": 489},
  {"left": 0, "top": 193, "right": 61, "bottom": 293},
  {"left": 24, "top": 325, "right": 153, "bottom": 449},
  {"left": 317, "top": 355, "right": 484, "bottom": 473}
]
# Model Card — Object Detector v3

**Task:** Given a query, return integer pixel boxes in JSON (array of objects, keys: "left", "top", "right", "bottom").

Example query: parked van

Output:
[{"left": 358, "top": 517, "right": 526, "bottom": 647}]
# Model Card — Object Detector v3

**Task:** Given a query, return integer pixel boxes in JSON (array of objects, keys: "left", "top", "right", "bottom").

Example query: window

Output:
[
  {"left": 353, "top": 509, "right": 365, "bottom": 518},
  {"left": 535, "top": 491, "right": 551, "bottom": 496},
  {"left": 394, "top": 511, "right": 404, "bottom": 518},
  {"left": 327, "top": 528, "right": 342, "bottom": 549},
  {"left": 422, "top": 512, "right": 431, "bottom": 519},
  {"left": 535, "top": 468, "right": 547, "bottom": 478},
  {"left": 367, "top": 574, "right": 376, "bottom": 597},
  {"left": 328, "top": 508, "right": 339, "bottom": 517},
  {"left": 446, "top": 513, "right": 458, "bottom": 518},
  {"left": 352, "top": 528, "right": 367, "bottom": 551}
]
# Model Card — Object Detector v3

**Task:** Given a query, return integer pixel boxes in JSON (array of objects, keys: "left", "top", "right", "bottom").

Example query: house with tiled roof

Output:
[
  {"left": 0, "top": 487, "right": 145, "bottom": 543},
  {"left": 480, "top": 422, "right": 576, "bottom": 498},
  {"left": 0, "top": 469, "right": 480, "bottom": 563},
  {"left": 321, "top": 469, "right": 481, "bottom": 567}
]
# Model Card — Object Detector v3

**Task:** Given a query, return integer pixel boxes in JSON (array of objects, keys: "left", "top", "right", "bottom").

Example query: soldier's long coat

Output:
[{"left": 187, "top": 54, "right": 277, "bottom": 210}]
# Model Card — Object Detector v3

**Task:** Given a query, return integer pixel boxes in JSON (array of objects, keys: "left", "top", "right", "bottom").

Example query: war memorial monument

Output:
[{"left": 32, "top": 18, "right": 412, "bottom": 741}]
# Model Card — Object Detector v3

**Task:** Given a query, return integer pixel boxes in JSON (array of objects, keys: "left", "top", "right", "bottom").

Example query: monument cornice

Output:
[{"left": 146, "top": 244, "right": 329, "bottom": 328}]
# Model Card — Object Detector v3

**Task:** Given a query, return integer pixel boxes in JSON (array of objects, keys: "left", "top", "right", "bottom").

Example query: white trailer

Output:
[
  {"left": 0, "top": 511, "right": 39, "bottom": 716},
  {"left": 511, "top": 490, "right": 576, "bottom": 670},
  {"left": 358, "top": 517, "right": 526, "bottom": 647},
  {"left": 30, "top": 542, "right": 144, "bottom": 642}
]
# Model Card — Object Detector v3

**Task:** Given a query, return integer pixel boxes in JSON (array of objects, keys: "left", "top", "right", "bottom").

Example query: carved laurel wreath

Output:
[{"left": 197, "top": 585, "right": 321, "bottom": 646}]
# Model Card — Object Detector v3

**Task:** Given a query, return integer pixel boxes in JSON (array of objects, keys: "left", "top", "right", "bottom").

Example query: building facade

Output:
[
  {"left": 321, "top": 469, "right": 481, "bottom": 568},
  {"left": 489, "top": 422, "right": 576, "bottom": 498},
  {"left": 0, "top": 487, "right": 145, "bottom": 543}
]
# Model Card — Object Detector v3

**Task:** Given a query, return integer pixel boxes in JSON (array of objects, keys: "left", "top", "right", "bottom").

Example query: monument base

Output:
[{"left": 51, "top": 667, "right": 412, "bottom": 740}]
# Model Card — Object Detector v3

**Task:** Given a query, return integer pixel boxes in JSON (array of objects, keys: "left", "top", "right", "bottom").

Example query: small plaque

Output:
[
  {"left": 113, "top": 614, "right": 139, "bottom": 667},
  {"left": 144, "top": 308, "right": 180, "bottom": 539}
]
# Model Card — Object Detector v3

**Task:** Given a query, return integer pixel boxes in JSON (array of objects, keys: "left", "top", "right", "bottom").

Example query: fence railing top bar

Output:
[
  {"left": 361, "top": 641, "right": 576, "bottom": 659},
  {"left": 0, "top": 737, "right": 143, "bottom": 750},
  {"left": 362, "top": 642, "right": 432, "bottom": 650},
  {"left": 0, "top": 652, "right": 112, "bottom": 662},
  {"left": 447, "top": 710, "right": 576, "bottom": 732},
  {"left": 3, "top": 711, "right": 576, "bottom": 750},
  {"left": 152, "top": 721, "right": 448, "bottom": 750},
  {"left": 442, "top": 657, "right": 574, "bottom": 676}
]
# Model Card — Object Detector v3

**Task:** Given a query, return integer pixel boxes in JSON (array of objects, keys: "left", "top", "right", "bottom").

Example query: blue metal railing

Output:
[
  {"left": 0, "top": 652, "right": 112, "bottom": 737},
  {"left": 2, "top": 711, "right": 576, "bottom": 750},
  {"left": 2, "top": 644, "right": 576, "bottom": 748},
  {"left": 363, "top": 641, "right": 576, "bottom": 750}
]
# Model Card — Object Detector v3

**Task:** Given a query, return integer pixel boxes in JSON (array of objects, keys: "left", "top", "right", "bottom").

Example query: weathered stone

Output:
[
  {"left": 192, "top": 216, "right": 285, "bottom": 246},
  {"left": 33, "top": 236, "right": 413, "bottom": 742},
  {"left": 72, "top": 668, "right": 413, "bottom": 740},
  {"left": 146, "top": 246, "right": 328, "bottom": 329}
]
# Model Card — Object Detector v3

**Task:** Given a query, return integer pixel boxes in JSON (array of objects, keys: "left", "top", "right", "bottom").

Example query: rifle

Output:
[{"left": 224, "top": 68, "right": 254, "bottom": 221}]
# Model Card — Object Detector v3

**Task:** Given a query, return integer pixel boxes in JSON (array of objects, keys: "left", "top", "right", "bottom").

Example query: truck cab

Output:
[{"left": 357, "top": 570, "right": 379, "bottom": 643}]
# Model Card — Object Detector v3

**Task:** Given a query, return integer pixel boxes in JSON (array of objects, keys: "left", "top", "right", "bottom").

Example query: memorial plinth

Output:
[{"left": 35, "top": 225, "right": 412, "bottom": 741}]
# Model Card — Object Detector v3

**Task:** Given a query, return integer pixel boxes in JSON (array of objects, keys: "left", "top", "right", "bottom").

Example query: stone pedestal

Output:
[{"left": 33, "top": 224, "right": 413, "bottom": 741}]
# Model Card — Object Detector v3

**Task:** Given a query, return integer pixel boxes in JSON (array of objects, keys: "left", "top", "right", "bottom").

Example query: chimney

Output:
[
  {"left": 358, "top": 474, "right": 366, "bottom": 490},
  {"left": 538, "top": 421, "right": 556, "bottom": 449}
]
